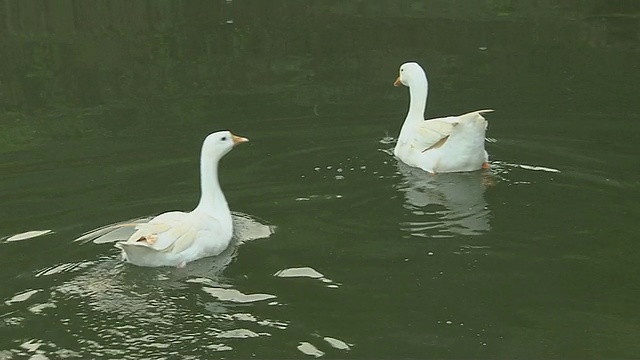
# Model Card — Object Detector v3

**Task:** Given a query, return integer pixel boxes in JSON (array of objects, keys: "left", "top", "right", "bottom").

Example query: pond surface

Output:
[{"left": 1, "top": 1, "right": 640, "bottom": 359}]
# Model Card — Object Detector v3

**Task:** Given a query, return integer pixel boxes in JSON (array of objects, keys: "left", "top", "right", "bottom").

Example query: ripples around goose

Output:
[
  {"left": 0, "top": 213, "right": 284, "bottom": 358},
  {"left": 2, "top": 213, "right": 351, "bottom": 358}
]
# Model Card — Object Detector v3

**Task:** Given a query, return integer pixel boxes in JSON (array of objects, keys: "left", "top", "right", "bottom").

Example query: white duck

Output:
[
  {"left": 393, "top": 62, "right": 493, "bottom": 174},
  {"left": 116, "top": 130, "right": 249, "bottom": 268}
]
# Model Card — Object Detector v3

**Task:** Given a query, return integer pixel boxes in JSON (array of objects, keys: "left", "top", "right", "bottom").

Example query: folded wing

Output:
[
  {"left": 121, "top": 211, "right": 201, "bottom": 253},
  {"left": 412, "top": 110, "right": 493, "bottom": 152}
]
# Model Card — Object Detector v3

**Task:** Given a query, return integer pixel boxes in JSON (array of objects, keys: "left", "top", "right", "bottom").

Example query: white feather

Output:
[
  {"left": 113, "top": 130, "right": 249, "bottom": 267},
  {"left": 394, "top": 62, "right": 493, "bottom": 173}
]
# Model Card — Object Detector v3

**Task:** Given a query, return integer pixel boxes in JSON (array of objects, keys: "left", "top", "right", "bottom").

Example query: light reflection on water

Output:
[
  {"left": 2, "top": 1, "right": 639, "bottom": 356},
  {"left": 2, "top": 215, "right": 255, "bottom": 357},
  {"left": 0, "top": 213, "right": 352, "bottom": 359},
  {"left": 3, "top": 121, "right": 634, "bottom": 358}
]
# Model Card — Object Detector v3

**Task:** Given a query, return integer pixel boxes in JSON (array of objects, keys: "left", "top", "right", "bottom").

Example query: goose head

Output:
[
  {"left": 202, "top": 130, "right": 249, "bottom": 160},
  {"left": 393, "top": 62, "right": 428, "bottom": 88}
]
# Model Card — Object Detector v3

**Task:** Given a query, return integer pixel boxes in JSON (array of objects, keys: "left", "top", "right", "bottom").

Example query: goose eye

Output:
[
  {"left": 221, "top": 136, "right": 227, "bottom": 141},
  {"left": 401, "top": 69, "right": 404, "bottom": 72}
]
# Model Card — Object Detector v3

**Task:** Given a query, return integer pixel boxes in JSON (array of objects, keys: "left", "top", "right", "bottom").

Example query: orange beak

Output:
[
  {"left": 393, "top": 76, "right": 402, "bottom": 87},
  {"left": 232, "top": 134, "right": 249, "bottom": 144}
]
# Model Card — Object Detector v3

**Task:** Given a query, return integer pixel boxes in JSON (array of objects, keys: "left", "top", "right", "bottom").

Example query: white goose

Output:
[
  {"left": 116, "top": 130, "right": 248, "bottom": 268},
  {"left": 393, "top": 62, "right": 493, "bottom": 174}
]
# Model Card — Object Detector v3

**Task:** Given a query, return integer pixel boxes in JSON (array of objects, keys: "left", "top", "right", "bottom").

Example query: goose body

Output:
[
  {"left": 393, "top": 62, "right": 492, "bottom": 174},
  {"left": 116, "top": 130, "right": 248, "bottom": 267}
]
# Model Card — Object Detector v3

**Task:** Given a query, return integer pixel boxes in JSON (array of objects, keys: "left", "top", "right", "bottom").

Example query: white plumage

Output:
[
  {"left": 115, "top": 130, "right": 249, "bottom": 268},
  {"left": 393, "top": 62, "right": 493, "bottom": 174}
]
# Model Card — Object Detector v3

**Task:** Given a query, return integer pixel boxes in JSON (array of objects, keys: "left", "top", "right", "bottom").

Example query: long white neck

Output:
[
  {"left": 194, "top": 154, "right": 229, "bottom": 217},
  {"left": 405, "top": 74, "right": 428, "bottom": 124},
  {"left": 398, "top": 75, "right": 428, "bottom": 144}
]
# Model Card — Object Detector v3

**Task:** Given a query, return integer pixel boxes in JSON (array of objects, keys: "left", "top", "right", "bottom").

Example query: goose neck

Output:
[
  {"left": 195, "top": 155, "right": 229, "bottom": 216},
  {"left": 406, "top": 79, "right": 428, "bottom": 122}
]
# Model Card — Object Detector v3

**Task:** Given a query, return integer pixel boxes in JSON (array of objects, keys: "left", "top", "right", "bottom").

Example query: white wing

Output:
[
  {"left": 412, "top": 118, "right": 457, "bottom": 151},
  {"left": 123, "top": 211, "right": 205, "bottom": 253},
  {"left": 411, "top": 110, "right": 493, "bottom": 152}
]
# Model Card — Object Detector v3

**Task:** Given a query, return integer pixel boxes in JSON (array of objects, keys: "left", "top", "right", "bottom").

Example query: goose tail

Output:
[{"left": 116, "top": 242, "right": 169, "bottom": 267}]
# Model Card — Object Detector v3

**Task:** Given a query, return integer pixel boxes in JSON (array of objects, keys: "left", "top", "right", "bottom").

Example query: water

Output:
[{"left": 1, "top": 1, "right": 640, "bottom": 358}]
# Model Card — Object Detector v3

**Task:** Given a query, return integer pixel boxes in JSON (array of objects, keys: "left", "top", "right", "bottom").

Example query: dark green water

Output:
[{"left": 1, "top": 1, "right": 640, "bottom": 358}]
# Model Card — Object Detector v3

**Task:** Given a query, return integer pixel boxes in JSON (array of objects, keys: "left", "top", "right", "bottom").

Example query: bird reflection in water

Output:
[{"left": 394, "top": 162, "right": 494, "bottom": 237}]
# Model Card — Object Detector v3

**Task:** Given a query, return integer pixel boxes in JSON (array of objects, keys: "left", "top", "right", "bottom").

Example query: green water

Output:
[{"left": 1, "top": 1, "right": 640, "bottom": 358}]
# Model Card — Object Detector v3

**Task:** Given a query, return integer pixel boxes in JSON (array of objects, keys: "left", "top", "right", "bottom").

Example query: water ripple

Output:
[
  {"left": 2, "top": 230, "right": 53, "bottom": 243},
  {"left": 274, "top": 267, "right": 341, "bottom": 288},
  {"left": 201, "top": 287, "right": 277, "bottom": 303},
  {"left": 0, "top": 211, "right": 288, "bottom": 359},
  {"left": 297, "top": 342, "right": 325, "bottom": 358}
]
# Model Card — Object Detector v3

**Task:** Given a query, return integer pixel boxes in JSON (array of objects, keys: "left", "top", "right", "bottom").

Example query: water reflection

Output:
[
  {"left": 274, "top": 266, "right": 341, "bottom": 289},
  {"left": 394, "top": 162, "right": 492, "bottom": 237},
  {"left": 2, "top": 230, "right": 53, "bottom": 243},
  {"left": 0, "top": 212, "right": 278, "bottom": 357},
  {"left": 1, "top": 234, "right": 279, "bottom": 358},
  {"left": 0, "top": 235, "right": 355, "bottom": 359},
  {"left": 2, "top": 0, "right": 639, "bottom": 358}
]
